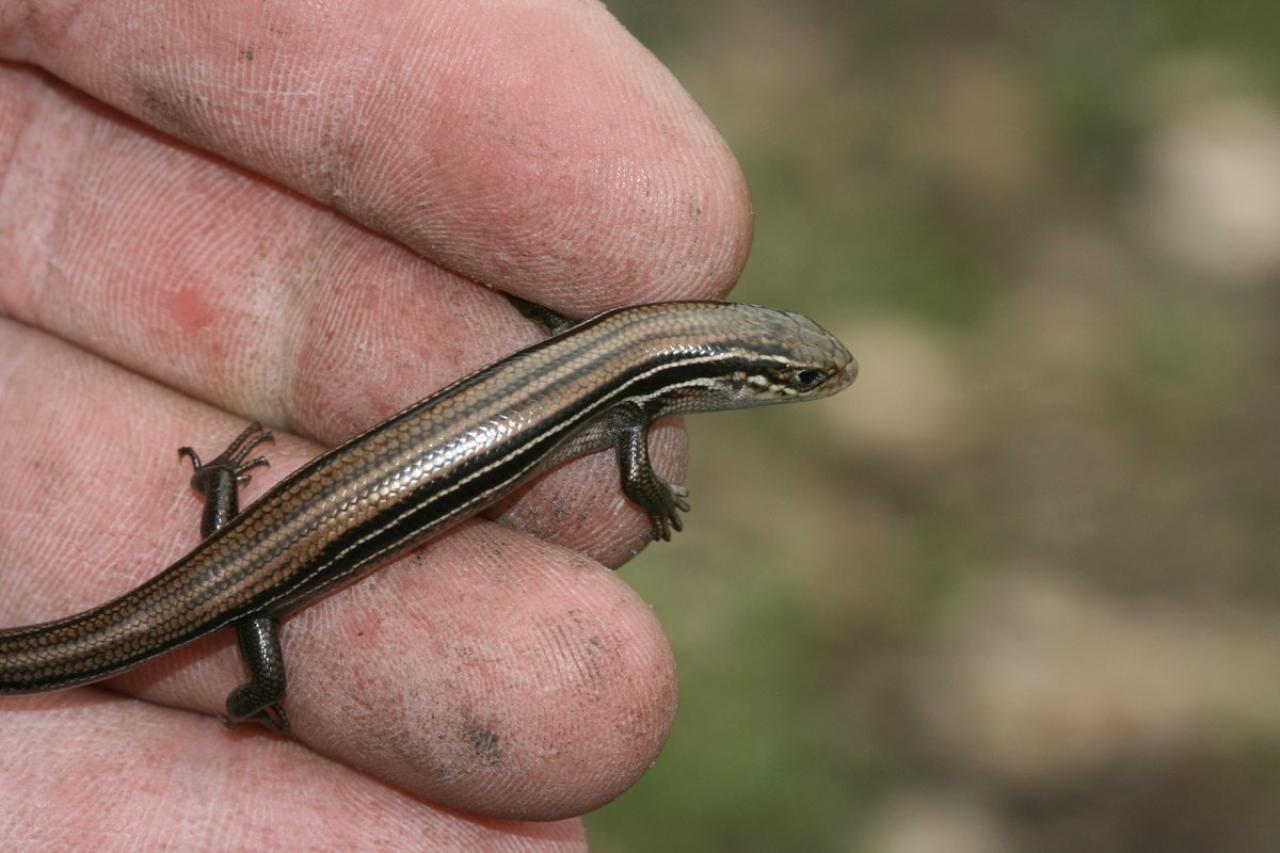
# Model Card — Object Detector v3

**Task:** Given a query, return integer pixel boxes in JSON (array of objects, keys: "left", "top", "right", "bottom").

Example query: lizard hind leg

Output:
[
  {"left": 224, "top": 616, "right": 288, "bottom": 732},
  {"left": 180, "top": 424, "right": 289, "bottom": 731}
]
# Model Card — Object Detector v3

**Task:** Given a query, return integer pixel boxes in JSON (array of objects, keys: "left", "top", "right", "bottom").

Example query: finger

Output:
[
  {"left": 2, "top": 0, "right": 751, "bottom": 315},
  {"left": 0, "top": 65, "right": 678, "bottom": 562},
  {"left": 0, "top": 321, "right": 677, "bottom": 819},
  {"left": 0, "top": 64, "right": 521, "bottom": 427},
  {"left": 0, "top": 692, "right": 585, "bottom": 849}
]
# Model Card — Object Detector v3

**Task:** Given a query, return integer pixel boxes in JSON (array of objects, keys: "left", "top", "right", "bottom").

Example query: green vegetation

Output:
[{"left": 588, "top": 3, "right": 1280, "bottom": 851}]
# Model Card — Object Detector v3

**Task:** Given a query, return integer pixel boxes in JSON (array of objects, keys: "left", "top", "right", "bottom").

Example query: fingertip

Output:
[
  {"left": 366, "top": 0, "right": 754, "bottom": 312},
  {"left": 270, "top": 522, "right": 677, "bottom": 820},
  {"left": 484, "top": 550, "right": 680, "bottom": 819}
]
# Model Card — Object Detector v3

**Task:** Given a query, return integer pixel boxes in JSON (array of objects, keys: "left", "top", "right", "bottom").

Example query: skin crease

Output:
[{"left": 0, "top": 0, "right": 752, "bottom": 847}]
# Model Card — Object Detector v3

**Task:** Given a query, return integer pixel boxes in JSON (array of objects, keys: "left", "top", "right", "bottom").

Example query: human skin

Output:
[{"left": 0, "top": 0, "right": 752, "bottom": 847}]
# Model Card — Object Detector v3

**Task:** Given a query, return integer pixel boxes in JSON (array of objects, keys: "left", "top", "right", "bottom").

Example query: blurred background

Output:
[{"left": 586, "top": 2, "right": 1280, "bottom": 851}]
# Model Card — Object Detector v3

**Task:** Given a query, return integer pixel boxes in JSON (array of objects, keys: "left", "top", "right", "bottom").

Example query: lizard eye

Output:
[{"left": 792, "top": 368, "right": 824, "bottom": 391}]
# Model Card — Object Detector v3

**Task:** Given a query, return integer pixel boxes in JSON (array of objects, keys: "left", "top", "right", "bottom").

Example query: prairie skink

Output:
[{"left": 0, "top": 300, "right": 856, "bottom": 728}]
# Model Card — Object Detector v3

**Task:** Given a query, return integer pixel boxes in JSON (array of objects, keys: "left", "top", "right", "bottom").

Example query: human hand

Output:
[{"left": 0, "top": 0, "right": 750, "bottom": 846}]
